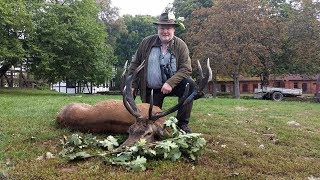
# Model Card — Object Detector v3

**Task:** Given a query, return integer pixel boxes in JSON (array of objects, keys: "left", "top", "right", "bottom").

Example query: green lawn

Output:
[{"left": 1, "top": 88, "right": 320, "bottom": 179}]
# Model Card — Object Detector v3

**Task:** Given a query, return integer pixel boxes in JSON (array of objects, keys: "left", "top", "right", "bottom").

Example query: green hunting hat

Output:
[{"left": 153, "top": 12, "right": 178, "bottom": 26}]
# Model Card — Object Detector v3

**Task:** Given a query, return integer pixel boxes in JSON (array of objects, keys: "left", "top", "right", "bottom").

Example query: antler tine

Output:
[
  {"left": 197, "top": 60, "right": 204, "bottom": 79},
  {"left": 123, "top": 85, "right": 141, "bottom": 118},
  {"left": 120, "top": 60, "right": 129, "bottom": 93},
  {"left": 198, "top": 58, "right": 212, "bottom": 92},
  {"left": 121, "top": 60, "right": 128, "bottom": 77},
  {"left": 207, "top": 58, "right": 213, "bottom": 82},
  {"left": 186, "top": 58, "right": 212, "bottom": 102},
  {"left": 149, "top": 83, "right": 190, "bottom": 121},
  {"left": 123, "top": 60, "right": 145, "bottom": 118},
  {"left": 148, "top": 89, "right": 154, "bottom": 120}
]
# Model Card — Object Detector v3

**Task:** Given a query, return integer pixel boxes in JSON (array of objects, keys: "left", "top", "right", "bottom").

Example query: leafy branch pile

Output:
[{"left": 59, "top": 117, "right": 206, "bottom": 171}]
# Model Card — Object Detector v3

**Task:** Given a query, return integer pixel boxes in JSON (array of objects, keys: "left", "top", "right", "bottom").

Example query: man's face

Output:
[{"left": 157, "top": 24, "right": 175, "bottom": 44}]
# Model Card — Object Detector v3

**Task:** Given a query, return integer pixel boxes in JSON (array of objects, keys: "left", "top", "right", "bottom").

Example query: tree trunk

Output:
[
  {"left": 0, "top": 77, "right": 3, "bottom": 87},
  {"left": 0, "top": 59, "right": 19, "bottom": 87},
  {"left": 212, "top": 79, "right": 218, "bottom": 98},
  {"left": 3, "top": 74, "right": 13, "bottom": 87},
  {"left": 260, "top": 72, "right": 270, "bottom": 88},
  {"left": 0, "top": 64, "right": 11, "bottom": 79},
  {"left": 233, "top": 73, "right": 240, "bottom": 99}
]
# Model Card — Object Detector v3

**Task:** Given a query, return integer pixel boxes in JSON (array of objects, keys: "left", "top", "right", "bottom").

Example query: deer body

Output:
[{"left": 56, "top": 100, "right": 166, "bottom": 134}]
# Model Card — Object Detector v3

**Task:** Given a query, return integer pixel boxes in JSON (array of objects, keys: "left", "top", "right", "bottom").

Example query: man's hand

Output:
[{"left": 161, "top": 83, "right": 172, "bottom": 94}]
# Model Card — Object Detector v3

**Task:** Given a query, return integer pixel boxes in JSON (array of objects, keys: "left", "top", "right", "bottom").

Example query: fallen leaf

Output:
[
  {"left": 259, "top": 144, "right": 265, "bottom": 149},
  {"left": 287, "top": 121, "right": 301, "bottom": 127}
]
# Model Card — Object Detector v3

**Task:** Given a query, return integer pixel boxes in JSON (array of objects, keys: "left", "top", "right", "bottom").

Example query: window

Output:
[
  {"left": 66, "top": 81, "right": 76, "bottom": 88},
  {"left": 294, "top": 82, "right": 298, "bottom": 89}
]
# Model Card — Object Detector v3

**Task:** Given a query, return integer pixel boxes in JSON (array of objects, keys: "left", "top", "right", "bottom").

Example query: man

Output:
[{"left": 127, "top": 12, "right": 195, "bottom": 133}]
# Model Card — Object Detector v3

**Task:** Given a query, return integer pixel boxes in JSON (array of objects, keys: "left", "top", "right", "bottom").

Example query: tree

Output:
[
  {"left": 29, "top": 0, "right": 116, "bottom": 84},
  {"left": 173, "top": 0, "right": 213, "bottom": 19},
  {"left": 96, "top": 0, "right": 126, "bottom": 47},
  {"left": 173, "top": 0, "right": 213, "bottom": 38},
  {"left": 115, "top": 15, "right": 157, "bottom": 66},
  {"left": 0, "top": 0, "right": 32, "bottom": 86},
  {"left": 187, "top": 0, "right": 284, "bottom": 98},
  {"left": 273, "top": 0, "right": 320, "bottom": 75}
]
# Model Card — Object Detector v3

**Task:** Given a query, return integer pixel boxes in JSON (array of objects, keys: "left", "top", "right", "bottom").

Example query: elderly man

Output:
[{"left": 127, "top": 12, "right": 195, "bottom": 133}]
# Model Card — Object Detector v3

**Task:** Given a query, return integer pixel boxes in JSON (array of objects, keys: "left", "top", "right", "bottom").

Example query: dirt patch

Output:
[
  {"left": 59, "top": 166, "right": 78, "bottom": 173},
  {"left": 235, "top": 106, "right": 249, "bottom": 111},
  {"left": 35, "top": 139, "right": 60, "bottom": 153}
]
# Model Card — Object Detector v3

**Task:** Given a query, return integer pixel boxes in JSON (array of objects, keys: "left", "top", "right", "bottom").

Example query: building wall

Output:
[
  {"left": 209, "top": 78, "right": 317, "bottom": 95},
  {"left": 51, "top": 82, "right": 109, "bottom": 94}
]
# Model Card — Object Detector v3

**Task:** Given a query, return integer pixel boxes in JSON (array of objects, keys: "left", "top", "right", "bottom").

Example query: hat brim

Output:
[{"left": 153, "top": 21, "right": 179, "bottom": 26}]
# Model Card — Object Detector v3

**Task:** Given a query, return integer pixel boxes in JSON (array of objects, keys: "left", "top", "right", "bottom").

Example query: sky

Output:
[{"left": 112, "top": 0, "right": 174, "bottom": 16}]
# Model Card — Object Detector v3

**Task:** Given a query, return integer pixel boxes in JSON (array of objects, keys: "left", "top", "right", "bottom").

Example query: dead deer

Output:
[{"left": 56, "top": 59, "right": 212, "bottom": 146}]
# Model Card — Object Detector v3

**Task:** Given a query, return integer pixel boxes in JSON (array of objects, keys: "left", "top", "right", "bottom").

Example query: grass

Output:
[{"left": 1, "top": 88, "right": 320, "bottom": 179}]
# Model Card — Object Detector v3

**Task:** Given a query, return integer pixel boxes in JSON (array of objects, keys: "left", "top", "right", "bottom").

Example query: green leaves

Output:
[
  {"left": 69, "top": 134, "right": 83, "bottom": 147},
  {"left": 68, "top": 152, "right": 92, "bottom": 161},
  {"left": 98, "top": 136, "right": 119, "bottom": 151},
  {"left": 109, "top": 155, "right": 147, "bottom": 172},
  {"left": 127, "top": 156, "right": 147, "bottom": 172},
  {"left": 59, "top": 117, "right": 207, "bottom": 171},
  {"left": 155, "top": 141, "right": 179, "bottom": 160}
]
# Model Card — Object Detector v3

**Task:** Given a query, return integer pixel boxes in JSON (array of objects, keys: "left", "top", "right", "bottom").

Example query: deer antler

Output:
[
  {"left": 123, "top": 60, "right": 190, "bottom": 121},
  {"left": 120, "top": 60, "right": 129, "bottom": 93},
  {"left": 123, "top": 58, "right": 211, "bottom": 122},
  {"left": 184, "top": 58, "right": 212, "bottom": 104},
  {"left": 148, "top": 83, "right": 190, "bottom": 121},
  {"left": 123, "top": 60, "right": 145, "bottom": 118},
  {"left": 197, "top": 58, "right": 212, "bottom": 94}
]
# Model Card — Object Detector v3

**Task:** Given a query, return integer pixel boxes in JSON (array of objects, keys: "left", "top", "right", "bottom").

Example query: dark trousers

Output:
[{"left": 146, "top": 78, "right": 196, "bottom": 126}]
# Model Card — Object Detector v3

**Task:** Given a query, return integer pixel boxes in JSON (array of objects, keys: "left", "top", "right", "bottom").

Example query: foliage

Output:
[
  {"left": 96, "top": 0, "right": 126, "bottom": 47},
  {"left": 173, "top": 0, "right": 213, "bottom": 37},
  {"left": 0, "top": 0, "right": 33, "bottom": 78},
  {"left": 58, "top": 117, "right": 207, "bottom": 171},
  {"left": 187, "top": 0, "right": 285, "bottom": 98},
  {"left": 114, "top": 15, "right": 157, "bottom": 67},
  {"left": 173, "top": 0, "right": 213, "bottom": 19},
  {"left": 0, "top": 0, "right": 117, "bottom": 85},
  {"left": 29, "top": 0, "right": 116, "bottom": 84},
  {"left": 182, "top": 0, "right": 320, "bottom": 93},
  {"left": 273, "top": 0, "right": 320, "bottom": 75}
]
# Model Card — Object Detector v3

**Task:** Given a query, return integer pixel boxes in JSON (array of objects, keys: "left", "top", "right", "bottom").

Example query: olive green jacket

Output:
[{"left": 128, "top": 34, "right": 192, "bottom": 103}]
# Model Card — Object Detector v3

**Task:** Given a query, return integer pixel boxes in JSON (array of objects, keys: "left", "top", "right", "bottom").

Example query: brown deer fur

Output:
[{"left": 56, "top": 100, "right": 166, "bottom": 134}]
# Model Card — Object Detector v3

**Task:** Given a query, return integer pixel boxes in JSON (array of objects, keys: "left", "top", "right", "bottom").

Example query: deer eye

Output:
[{"left": 145, "top": 132, "right": 152, "bottom": 136}]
